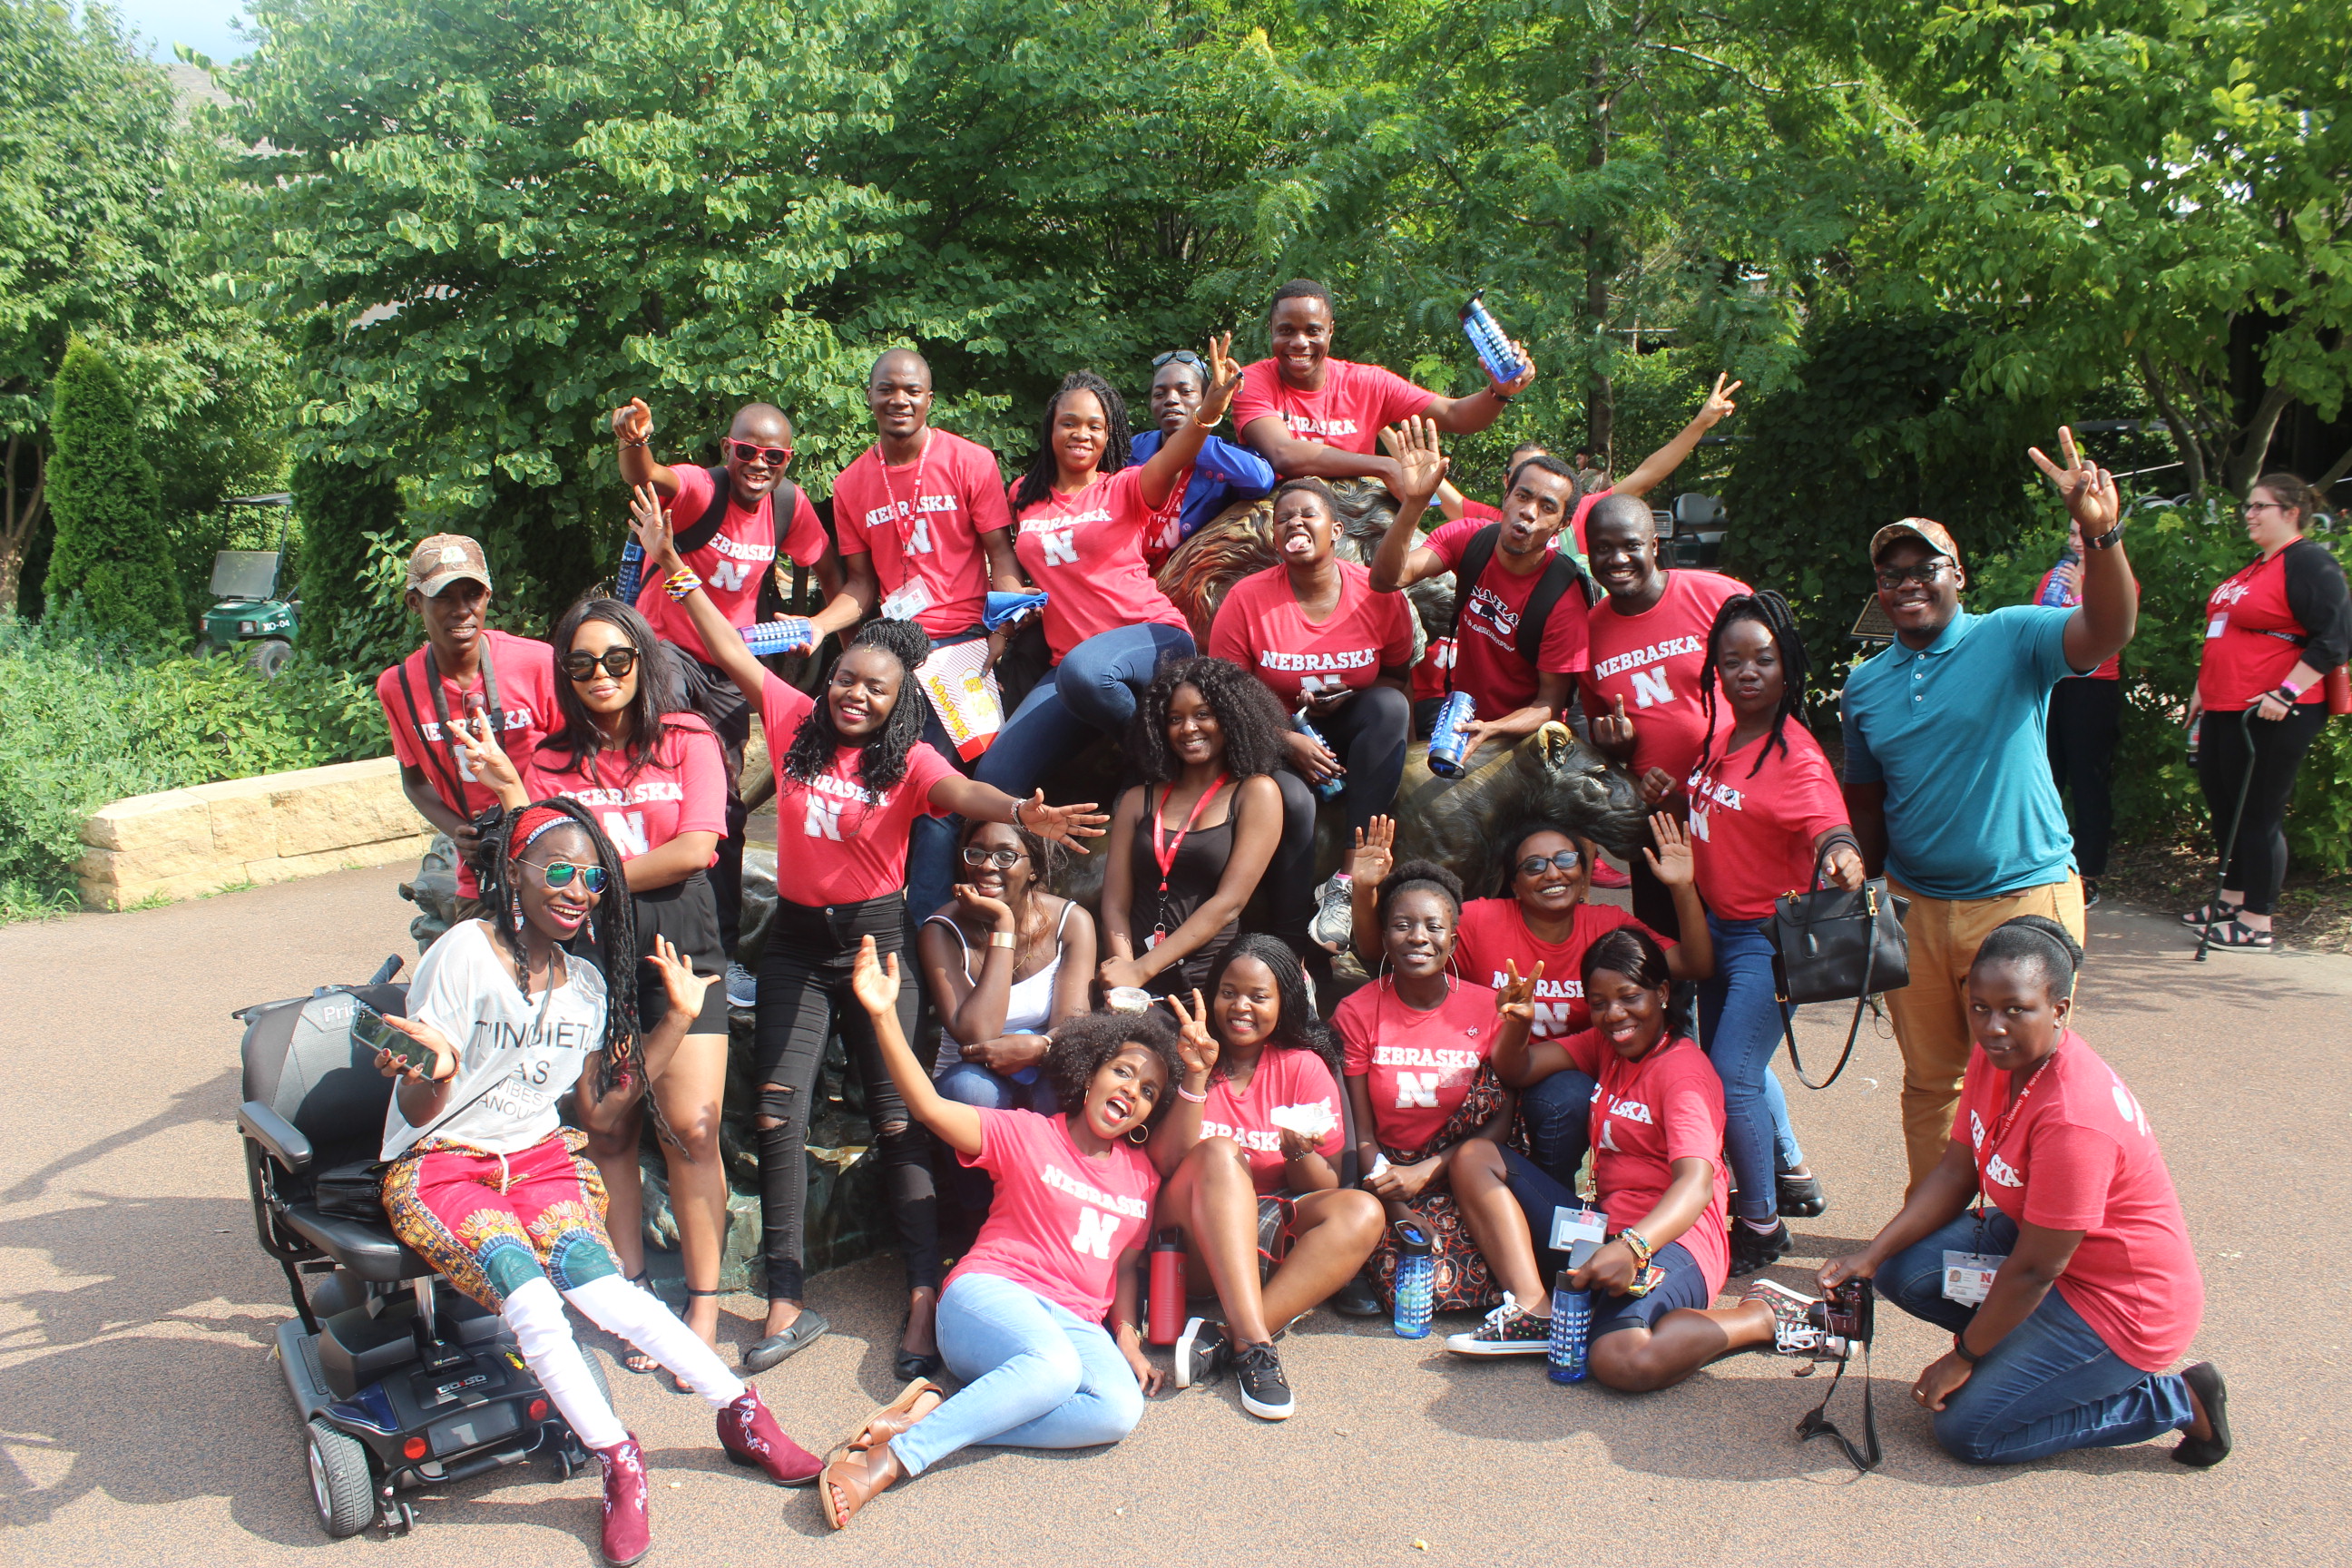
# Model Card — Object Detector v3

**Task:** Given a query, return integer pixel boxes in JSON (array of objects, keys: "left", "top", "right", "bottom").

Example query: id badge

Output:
[
  {"left": 1942, "top": 1250, "right": 2005, "bottom": 1306},
  {"left": 2206, "top": 614, "right": 2228, "bottom": 639},
  {"left": 881, "top": 578, "right": 934, "bottom": 622},
  {"left": 1549, "top": 1205, "right": 1609, "bottom": 1253},
  {"left": 1143, "top": 926, "right": 1167, "bottom": 951}
]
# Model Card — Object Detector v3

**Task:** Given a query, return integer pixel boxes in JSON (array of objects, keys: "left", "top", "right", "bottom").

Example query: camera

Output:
[{"left": 1806, "top": 1278, "right": 1874, "bottom": 1350}]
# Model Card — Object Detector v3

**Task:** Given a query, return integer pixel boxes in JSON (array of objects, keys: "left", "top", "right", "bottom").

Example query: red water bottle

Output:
[{"left": 1147, "top": 1228, "right": 1186, "bottom": 1345}]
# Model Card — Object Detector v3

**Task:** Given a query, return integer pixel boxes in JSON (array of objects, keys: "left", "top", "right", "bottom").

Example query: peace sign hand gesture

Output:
[
  {"left": 1696, "top": 372, "right": 1742, "bottom": 429},
  {"left": 1496, "top": 959, "right": 1544, "bottom": 1023},
  {"left": 1197, "top": 332, "right": 1244, "bottom": 424},
  {"left": 452, "top": 712, "right": 526, "bottom": 807},
  {"left": 1161, "top": 988, "right": 1219, "bottom": 1088},
  {"left": 2028, "top": 426, "right": 2122, "bottom": 538}
]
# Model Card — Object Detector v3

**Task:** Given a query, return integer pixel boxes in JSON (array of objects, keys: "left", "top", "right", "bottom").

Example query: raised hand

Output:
[
  {"left": 1643, "top": 810, "right": 1694, "bottom": 886},
  {"left": 1197, "top": 332, "right": 1243, "bottom": 423},
  {"left": 2027, "top": 426, "right": 2122, "bottom": 538},
  {"left": 1495, "top": 958, "right": 1544, "bottom": 1023},
  {"left": 1592, "top": 695, "right": 1636, "bottom": 758},
  {"left": 628, "top": 482, "right": 681, "bottom": 570},
  {"left": 1490, "top": 338, "right": 1539, "bottom": 399},
  {"left": 1018, "top": 792, "right": 1108, "bottom": 851},
  {"left": 1161, "top": 988, "right": 1220, "bottom": 1083},
  {"left": 1696, "top": 372, "right": 1742, "bottom": 428},
  {"left": 451, "top": 713, "right": 525, "bottom": 803},
  {"left": 611, "top": 397, "right": 653, "bottom": 444},
  {"left": 848, "top": 936, "right": 902, "bottom": 1015},
  {"left": 1377, "top": 416, "right": 1448, "bottom": 506},
  {"left": 1350, "top": 815, "right": 1396, "bottom": 887},
  {"left": 646, "top": 934, "right": 713, "bottom": 1020}
]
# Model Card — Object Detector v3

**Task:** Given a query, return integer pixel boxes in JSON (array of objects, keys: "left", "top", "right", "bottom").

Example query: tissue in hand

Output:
[{"left": 1268, "top": 1102, "right": 1338, "bottom": 1141}]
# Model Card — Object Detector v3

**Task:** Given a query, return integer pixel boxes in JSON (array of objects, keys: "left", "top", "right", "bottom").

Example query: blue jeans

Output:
[
  {"left": 1698, "top": 914, "right": 1805, "bottom": 1224},
  {"left": 935, "top": 1059, "right": 1060, "bottom": 1115},
  {"left": 1517, "top": 1065, "right": 1598, "bottom": 1191},
  {"left": 974, "top": 622, "right": 1197, "bottom": 804},
  {"left": 889, "top": 1271, "right": 1145, "bottom": 1475},
  {"left": 1877, "top": 1210, "right": 2195, "bottom": 1464}
]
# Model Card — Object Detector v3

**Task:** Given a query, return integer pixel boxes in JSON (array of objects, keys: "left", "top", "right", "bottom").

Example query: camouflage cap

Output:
[{"left": 406, "top": 534, "right": 492, "bottom": 597}]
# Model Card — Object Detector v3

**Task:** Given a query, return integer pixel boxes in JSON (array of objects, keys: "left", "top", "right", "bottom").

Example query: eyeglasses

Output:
[
  {"left": 1874, "top": 562, "right": 1951, "bottom": 590},
  {"left": 527, "top": 860, "right": 609, "bottom": 893},
  {"left": 1151, "top": 350, "right": 1204, "bottom": 369},
  {"left": 563, "top": 647, "right": 640, "bottom": 681},
  {"left": 2243, "top": 500, "right": 2295, "bottom": 515},
  {"left": 1516, "top": 849, "right": 1584, "bottom": 877},
  {"left": 961, "top": 846, "right": 1028, "bottom": 869},
  {"left": 725, "top": 439, "right": 790, "bottom": 466}
]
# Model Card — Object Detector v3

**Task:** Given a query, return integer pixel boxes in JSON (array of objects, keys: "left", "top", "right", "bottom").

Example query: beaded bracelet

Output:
[
  {"left": 1618, "top": 1228, "right": 1655, "bottom": 1273},
  {"left": 664, "top": 568, "right": 704, "bottom": 602}
]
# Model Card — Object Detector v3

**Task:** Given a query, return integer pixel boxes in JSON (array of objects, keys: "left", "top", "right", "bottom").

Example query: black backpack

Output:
[
  {"left": 1442, "top": 523, "right": 1598, "bottom": 671},
  {"left": 673, "top": 465, "right": 799, "bottom": 559}
]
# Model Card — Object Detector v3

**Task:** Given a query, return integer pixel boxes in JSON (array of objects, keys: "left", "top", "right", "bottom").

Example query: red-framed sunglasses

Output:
[{"left": 726, "top": 439, "right": 790, "bottom": 466}]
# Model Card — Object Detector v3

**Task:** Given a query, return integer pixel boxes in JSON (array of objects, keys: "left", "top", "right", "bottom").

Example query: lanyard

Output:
[
  {"left": 423, "top": 645, "right": 503, "bottom": 804},
  {"left": 1983, "top": 1045, "right": 2063, "bottom": 1170},
  {"left": 875, "top": 431, "right": 934, "bottom": 552},
  {"left": 1151, "top": 774, "right": 1230, "bottom": 896}
]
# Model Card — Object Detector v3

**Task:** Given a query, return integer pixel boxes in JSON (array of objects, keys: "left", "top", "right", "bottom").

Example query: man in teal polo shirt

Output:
[{"left": 1841, "top": 428, "right": 2139, "bottom": 1189}]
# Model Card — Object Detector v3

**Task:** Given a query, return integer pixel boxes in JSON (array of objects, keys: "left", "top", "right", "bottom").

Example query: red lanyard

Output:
[
  {"left": 1151, "top": 774, "right": 1230, "bottom": 895},
  {"left": 1984, "top": 1045, "right": 2063, "bottom": 1167},
  {"left": 875, "top": 431, "right": 933, "bottom": 549}
]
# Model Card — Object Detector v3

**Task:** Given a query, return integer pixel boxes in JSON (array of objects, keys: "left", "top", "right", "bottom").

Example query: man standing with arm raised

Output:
[{"left": 1839, "top": 427, "right": 2138, "bottom": 1191}]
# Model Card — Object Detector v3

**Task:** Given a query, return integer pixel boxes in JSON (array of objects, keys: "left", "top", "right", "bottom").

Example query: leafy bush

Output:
[
  {"left": 292, "top": 450, "right": 411, "bottom": 670},
  {"left": 0, "top": 607, "right": 388, "bottom": 919},
  {"left": 44, "top": 338, "right": 182, "bottom": 640}
]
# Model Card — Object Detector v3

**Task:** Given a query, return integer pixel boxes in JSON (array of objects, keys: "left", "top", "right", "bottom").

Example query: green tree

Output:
[
  {"left": 289, "top": 451, "right": 406, "bottom": 668},
  {"left": 44, "top": 338, "right": 181, "bottom": 638}
]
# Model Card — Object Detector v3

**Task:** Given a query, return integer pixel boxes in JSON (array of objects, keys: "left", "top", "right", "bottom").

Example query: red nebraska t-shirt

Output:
[
  {"left": 1424, "top": 515, "right": 1591, "bottom": 720},
  {"left": 1411, "top": 636, "right": 1457, "bottom": 703},
  {"left": 1012, "top": 466, "right": 1191, "bottom": 661},
  {"left": 1337, "top": 979, "right": 1499, "bottom": 1153},
  {"left": 1453, "top": 898, "right": 1672, "bottom": 1041},
  {"left": 831, "top": 430, "right": 1013, "bottom": 638},
  {"left": 1231, "top": 358, "right": 1436, "bottom": 459},
  {"left": 756, "top": 671, "right": 956, "bottom": 906},
  {"left": 521, "top": 712, "right": 727, "bottom": 866},
  {"left": 1955, "top": 1034, "right": 2202, "bottom": 1371},
  {"left": 1467, "top": 488, "right": 1610, "bottom": 554},
  {"left": 1557, "top": 1030, "right": 1730, "bottom": 1298},
  {"left": 1199, "top": 1048, "right": 1347, "bottom": 1194},
  {"left": 377, "top": 631, "right": 564, "bottom": 898},
  {"left": 949, "top": 1108, "right": 1160, "bottom": 1322},
  {"left": 636, "top": 465, "right": 828, "bottom": 666},
  {"left": 1208, "top": 562, "right": 1414, "bottom": 709},
  {"left": 1582, "top": 569, "right": 1748, "bottom": 786},
  {"left": 1686, "top": 711, "right": 1848, "bottom": 922}
]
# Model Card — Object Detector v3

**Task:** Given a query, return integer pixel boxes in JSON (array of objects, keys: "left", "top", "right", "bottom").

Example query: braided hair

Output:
[
  {"left": 781, "top": 618, "right": 935, "bottom": 794},
  {"left": 1694, "top": 589, "right": 1812, "bottom": 779},
  {"left": 1013, "top": 370, "right": 1133, "bottom": 514},
  {"left": 466, "top": 797, "right": 640, "bottom": 1098},
  {"left": 1129, "top": 655, "right": 1292, "bottom": 783},
  {"left": 1204, "top": 933, "right": 1345, "bottom": 1083}
]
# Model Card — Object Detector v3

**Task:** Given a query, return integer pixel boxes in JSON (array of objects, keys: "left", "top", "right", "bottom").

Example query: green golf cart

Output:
[{"left": 200, "top": 493, "right": 299, "bottom": 677}]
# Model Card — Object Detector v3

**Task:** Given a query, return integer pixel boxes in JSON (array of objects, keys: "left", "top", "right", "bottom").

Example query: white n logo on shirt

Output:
[
  {"left": 599, "top": 810, "right": 650, "bottom": 859},
  {"left": 708, "top": 558, "right": 755, "bottom": 593},
  {"left": 1630, "top": 667, "right": 1676, "bottom": 710},
  {"left": 907, "top": 514, "right": 933, "bottom": 556},
  {"left": 1071, "top": 1205, "right": 1120, "bottom": 1260},
  {"left": 1041, "top": 530, "right": 1079, "bottom": 567},
  {"left": 804, "top": 797, "right": 844, "bottom": 840},
  {"left": 1394, "top": 1072, "right": 1440, "bottom": 1109}
]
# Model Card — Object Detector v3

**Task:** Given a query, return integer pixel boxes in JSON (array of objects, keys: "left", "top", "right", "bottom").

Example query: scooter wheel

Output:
[{"left": 304, "top": 1419, "right": 376, "bottom": 1538}]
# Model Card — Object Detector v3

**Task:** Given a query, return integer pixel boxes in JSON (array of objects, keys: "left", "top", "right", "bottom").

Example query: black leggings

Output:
[
  {"left": 2046, "top": 677, "right": 2122, "bottom": 878},
  {"left": 1271, "top": 685, "right": 1413, "bottom": 940},
  {"left": 2198, "top": 702, "right": 2328, "bottom": 916},
  {"left": 753, "top": 894, "right": 938, "bottom": 1302}
]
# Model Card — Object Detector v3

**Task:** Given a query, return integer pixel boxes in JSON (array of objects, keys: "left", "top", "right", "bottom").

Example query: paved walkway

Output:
[{"left": 1, "top": 866, "right": 2345, "bottom": 1565}]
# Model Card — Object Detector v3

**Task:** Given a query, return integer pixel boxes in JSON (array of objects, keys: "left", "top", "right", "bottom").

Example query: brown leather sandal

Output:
[
  {"left": 820, "top": 1445, "right": 900, "bottom": 1530},
  {"left": 840, "top": 1377, "right": 945, "bottom": 1456}
]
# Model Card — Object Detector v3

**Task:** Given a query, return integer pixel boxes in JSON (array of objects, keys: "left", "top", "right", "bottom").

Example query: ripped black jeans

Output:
[{"left": 752, "top": 893, "right": 938, "bottom": 1303}]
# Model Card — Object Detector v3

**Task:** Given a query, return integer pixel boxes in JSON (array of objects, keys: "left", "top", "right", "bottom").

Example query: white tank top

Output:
[{"left": 925, "top": 901, "right": 1076, "bottom": 1073}]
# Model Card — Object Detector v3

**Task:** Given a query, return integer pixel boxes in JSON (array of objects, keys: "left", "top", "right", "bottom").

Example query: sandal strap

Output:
[{"left": 684, "top": 1289, "right": 720, "bottom": 1298}]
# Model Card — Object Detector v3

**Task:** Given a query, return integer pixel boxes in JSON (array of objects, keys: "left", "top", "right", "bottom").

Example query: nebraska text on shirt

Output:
[
  {"left": 859, "top": 494, "right": 961, "bottom": 530},
  {"left": 1372, "top": 1044, "right": 1482, "bottom": 1071},
  {"left": 1258, "top": 648, "right": 1377, "bottom": 672},
  {"left": 1039, "top": 1160, "right": 1150, "bottom": 1220},
  {"left": 1201, "top": 1119, "right": 1287, "bottom": 1156},
  {"left": 553, "top": 781, "right": 687, "bottom": 808},
  {"left": 1281, "top": 413, "right": 1360, "bottom": 438},
  {"left": 810, "top": 770, "right": 882, "bottom": 807},
  {"left": 416, "top": 706, "right": 535, "bottom": 740},
  {"left": 1022, "top": 509, "right": 1112, "bottom": 533},
  {"left": 705, "top": 533, "right": 776, "bottom": 564},
  {"left": 1605, "top": 1093, "right": 1653, "bottom": 1126},
  {"left": 1689, "top": 775, "right": 1746, "bottom": 813},
  {"left": 1482, "top": 969, "right": 1585, "bottom": 1002},
  {"left": 1592, "top": 636, "right": 1706, "bottom": 681}
]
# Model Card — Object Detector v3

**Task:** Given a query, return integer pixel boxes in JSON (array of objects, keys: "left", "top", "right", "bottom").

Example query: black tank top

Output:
[{"left": 1127, "top": 787, "right": 1239, "bottom": 995}]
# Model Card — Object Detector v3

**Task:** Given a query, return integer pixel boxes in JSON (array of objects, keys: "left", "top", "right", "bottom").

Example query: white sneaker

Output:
[
  {"left": 1443, "top": 1292, "right": 1553, "bottom": 1356},
  {"left": 1309, "top": 873, "right": 1355, "bottom": 954},
  {"left": 725, "top": 962, "right": 758, "bottom": 1010},
  {"left": 1174, "top": 1317, "right": 1228, "bottom": 1389},
  {"left": 1743, "top": 1279, "right": 1835, "bottom": 1357}
]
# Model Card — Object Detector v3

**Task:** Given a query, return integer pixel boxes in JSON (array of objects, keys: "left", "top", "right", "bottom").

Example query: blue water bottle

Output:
[
  {"left": 615, "top": 538, "right": 645, "bottom": 603},
  {"left": 1460, "top": 291, "right": 1527, "bottom": 387},
  {"left": 1391, "top": 1220, "right": 1435, "bottom": 1338},
  {"left": 740, "top": 616, "right": 817, "bottom": 657},
  {"left": 1294, "top": 710, "right": 1345, "bottom": 801},
  {"left": 1548, "top": 1267, "right": 1591, "bottom": 1384},
  {"left": 2037, "top": 550, "right": 2079, "bottom": 606},
  {"left": 1426, "top": 691, "right": 1477, "bottom": 778}
]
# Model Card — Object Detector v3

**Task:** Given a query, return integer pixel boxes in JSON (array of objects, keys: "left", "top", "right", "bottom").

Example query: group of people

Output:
[{"left": 359, "top": 279, "right": 2342, "bottom": 1563}]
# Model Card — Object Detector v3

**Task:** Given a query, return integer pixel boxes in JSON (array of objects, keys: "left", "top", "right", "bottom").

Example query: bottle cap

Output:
[{"left": 1393, "top": 1219, "right": 1433, "bottom": 1257}]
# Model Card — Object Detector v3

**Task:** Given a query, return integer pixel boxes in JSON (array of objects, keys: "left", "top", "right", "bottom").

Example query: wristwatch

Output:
[{"left": 2084, "top": 521, "right": 2125, "bottom": 550}]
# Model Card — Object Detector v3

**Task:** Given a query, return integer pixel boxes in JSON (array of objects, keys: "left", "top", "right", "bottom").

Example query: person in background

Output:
[
  {"left": 1806, "top": 917, "right": 2227, "bottom": 1466},
  {"left": 375, "top": 534, "right": 563, "bottom": 944},
  {"left": 1231, "top": 279, "right": 1535, "bottom": 485},
  {"left": 2034, "top": 515, "right": 2136, "bottom": 907},
  {"left": 1686, "top": 591, "right": 1857, "bottom": 1271},
  {"left": 832, "top": 349, "right": 1033, "bottom": 923},
  {"left": 2181, "top": 473, "right": 2351, "bottom": 949},
  {"left": 610, "top": 396, "right": 862, "bottom": 1004},
  {"left": 1132, "top": 348, "right": 1279, "bottom": 567},
  {"left": 1840, "top": 428, "right": 2136, "bottom": 1191},
  {"left": 1583, "top": 492, "right": 1751, "bottom": 942}
]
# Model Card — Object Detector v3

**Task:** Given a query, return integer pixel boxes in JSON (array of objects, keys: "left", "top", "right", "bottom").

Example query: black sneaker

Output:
[
  {"left": 1443, "top": 1293, "right": 1552, "bottom": 1356},
  {"left": 1776, "top": 1170, "right": 1828, "bottom": 1219},
  {"left": 1231, "top": 1340, "right": 1295, "bottom": 1421},
  {"left": 1729, "top": 1219, "right": 1792, "bottom": 1276},
  {"left": 2082, "top": 877, "right": 2102, "bottom": 909},
  {"left": 1329, "top": 1271, "right": 1383, "bottom": 1318},
  {"left": 1174, "top": 1317, "right": 1228, "bottom": 1390}
]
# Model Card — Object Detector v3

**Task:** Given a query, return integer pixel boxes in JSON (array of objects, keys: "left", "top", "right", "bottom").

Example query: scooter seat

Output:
[{"left": 281, "top": 1202, "right": 436, "bottom": 1283}]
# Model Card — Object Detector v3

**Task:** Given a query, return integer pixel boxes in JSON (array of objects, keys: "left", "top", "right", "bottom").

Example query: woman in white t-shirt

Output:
[{"left": 373, "top": 799, "right": 820, "bottom": 1567}]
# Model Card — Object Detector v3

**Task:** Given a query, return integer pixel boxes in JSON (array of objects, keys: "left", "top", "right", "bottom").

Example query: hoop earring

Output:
[{"left": 1126, "top": 1124, "right": 1151, "bottom": 1147}]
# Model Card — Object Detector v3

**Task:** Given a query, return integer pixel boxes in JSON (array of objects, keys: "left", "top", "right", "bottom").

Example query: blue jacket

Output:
[{"left": 1130, "top": 426, "right": 1279, "bottom": 547}]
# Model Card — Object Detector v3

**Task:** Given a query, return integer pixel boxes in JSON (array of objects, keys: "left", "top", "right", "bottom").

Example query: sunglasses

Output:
[
  {"left": 1516, "top": 848, "right": 1584, "bottom": 877},
  {"left": 1874, "top": 562, "right": 1951, "bottom": 590},
  {"left": 528, "top": 859, "right": 609, "bottom": 893},
  {"left": 961, "top": 846, "right": 1028, "bottom": 869},
  {"left": 1151, "top": 350, "right": 1204, "bottom": 369},
  {"left": 563, "top": 647, "right": 640, "bottom": 681},
  {"left": 726, "top": 438, "right": 790, "bottom": 466}
]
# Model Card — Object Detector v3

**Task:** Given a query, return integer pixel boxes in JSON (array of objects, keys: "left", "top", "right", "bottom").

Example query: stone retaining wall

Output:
[{"left": 77, "top": 756, "right": 433, "bottom": 910}]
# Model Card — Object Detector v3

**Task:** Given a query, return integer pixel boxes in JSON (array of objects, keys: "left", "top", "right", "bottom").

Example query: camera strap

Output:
[{"left": 1796, "top": 1340, "right": 1881, "bottom": 1474}]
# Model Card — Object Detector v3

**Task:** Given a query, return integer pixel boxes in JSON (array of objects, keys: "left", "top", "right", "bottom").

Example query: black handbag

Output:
[
  {"left": 1765, "top": 834, "right": 1910, "bottom": 1090},
  {"left": 312, "top": 1160, "right": 393, "bottom": 1224}
]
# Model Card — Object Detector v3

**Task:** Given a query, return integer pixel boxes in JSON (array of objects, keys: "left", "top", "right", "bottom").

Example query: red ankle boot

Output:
[
  {"left": 718, "top": 1387, "right": 823, "bottom": 1485},
  {"left": 593, "top": 1433, "right": 652, "bottom": 1566}
]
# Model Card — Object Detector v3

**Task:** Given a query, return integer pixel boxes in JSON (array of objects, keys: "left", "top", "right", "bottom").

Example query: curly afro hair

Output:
[
  {"left": 782, "top": 617, "right": 935, "bottom": 794},
  {"left": 1045, "top": 1007, "right": 1185, "bottom": 1128},
  {"left": 1128, "top": 655, "right": 1292, "bottom": 783}
]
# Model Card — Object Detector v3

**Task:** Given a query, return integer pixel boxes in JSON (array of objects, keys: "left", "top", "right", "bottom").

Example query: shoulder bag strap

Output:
[
  {"left": 397, "top": 659, "right": 469, "bottom": 810},
  {"left": 1514, "top": 553, "right": 1589, "bottom": 666},
  {"left": 670, "top": 465, "right": 736, "bottom": 556},
  {"left": 1796, "top": 1340, "right": 1882, "bottom": 1472}
]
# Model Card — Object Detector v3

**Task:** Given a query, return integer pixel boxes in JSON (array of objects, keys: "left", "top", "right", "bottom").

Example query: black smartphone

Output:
[{"left": 350, "top": 998, "right": 435, "bottom": 1074}]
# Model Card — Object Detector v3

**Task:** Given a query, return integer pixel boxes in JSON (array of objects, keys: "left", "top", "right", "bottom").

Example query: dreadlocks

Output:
[
  {"left": 466, "top": 796, "right": 640, "bottom": 1098},
  {"left": 1013, "top": 370, "right": 1133, "bottom": 514},
  {"left": 781, "top": 617, "right": 935, "bottom": 794},
  {"left": 1695, "top": 589, "right": 1812, "bottom": 779}
]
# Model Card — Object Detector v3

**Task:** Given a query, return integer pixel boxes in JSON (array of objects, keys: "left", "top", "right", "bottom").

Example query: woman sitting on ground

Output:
[
  {"left": 917, "top": 815, "right": 1096, "bottom": 1114},
  {"left": 373, "top": 801, "right": 819, "bottom": 1568},
  {"left": 818, "top": 938, "right": 1186, "bottom": 1528},
  {"left": 1803, "top": 916, "right": 2227, "bottom": 1465},
  {"left": 1149, "top": 936, "right": 1387, "bottom": 1421},
  {"left": 1336, "top": 861, "right": 1531, "bottom": 1313},
  {"left": 1098, "top": 657, "right": 1289, "bottom": 997}
]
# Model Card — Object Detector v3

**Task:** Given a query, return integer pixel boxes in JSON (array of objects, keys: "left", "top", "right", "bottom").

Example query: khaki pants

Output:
[{"left": 1886, "top": 875, "right": 2085, "bottom": 1191}]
